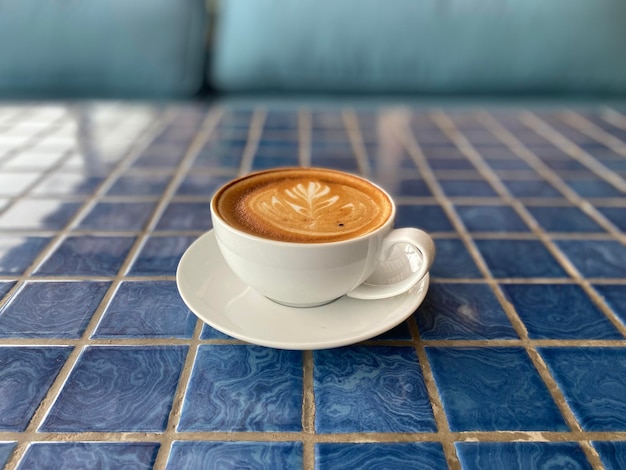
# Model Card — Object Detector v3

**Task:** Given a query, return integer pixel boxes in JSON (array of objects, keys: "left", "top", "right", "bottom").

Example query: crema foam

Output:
[{"left": 213, "top": 168, "right": 393, "bottom": 243}]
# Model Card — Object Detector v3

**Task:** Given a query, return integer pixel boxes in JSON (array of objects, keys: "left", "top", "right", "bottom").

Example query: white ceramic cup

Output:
[{"left": 210, "top": 169, "right": 435, "bottom": 308}]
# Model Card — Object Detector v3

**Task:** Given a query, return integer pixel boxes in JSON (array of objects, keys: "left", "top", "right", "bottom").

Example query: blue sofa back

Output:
[{"left": 0, "top": 0, "right": 207, "bottom": 98}]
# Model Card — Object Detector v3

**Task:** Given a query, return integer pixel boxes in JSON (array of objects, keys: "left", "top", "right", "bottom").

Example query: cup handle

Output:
[{"left": 347, "top": 228, "right": 435, "bottom": 300}]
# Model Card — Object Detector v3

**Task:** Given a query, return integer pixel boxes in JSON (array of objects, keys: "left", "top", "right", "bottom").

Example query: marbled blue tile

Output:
[
  {"left": 416, "top": 283, "right": 517, "bottom": 340},
  {"left": 155, "top": 202, "right": 212, "bottom": 231},
  {"left": 564, "top": 177, "right": 625, "bottom": 198},
  {"left": 396, "top": 205, "right": 454, "bottom": 232},
  {"left": 526, "top": 206, "right": 604, "bottom": 233},
  {"left": 502, "top": 284, "right": 622, "bottom": 340},
  {"left": 34, "top": 236, "right": 135, "bottom": 276},
  {"left": 178, "top": 345, "right": 302, "bottom": 432},
  {"left": 502, "top": 179, "right": 563, "bottom": 198},
  {"left": 0, "top": 347, "right": 72, "bottom": 431},
  {"left": 0, "top": 236, "right": 50, "bottom": 274},
  {"left": 426, "top": 347, "right": 568, "bottom": 431},
  {"left": 314, "top": 346, "right": 435, "bottom": 433},
  {"left": 556, "top": 240, "right": 626, "bottom": 278},
  {"left": 132, "top": 145, "right": 185, "bottom": 168},
  {"left": 593, "top": 441, "right": 626, "bottom": 470},
  {"left": 456, "top": 205, "right": 529, "bottom": 232},
  {"left": 475, "top": 239, "right": 568, "bottom": 278},
  {"left": 596, "top": 207, "right": 626, "bottom": 231},
  {"left": 78, "top": 202, "right": 156, "bottom": 231},
  {"left": 455, "top": 442, "right": 592, "bottom": 470},
  {"left": 430, "top": 239, "right": 482, "bottom": 278},
  {"left": 19, "top": 443, "right": 159, "bottom": 470},
  {"left": 128, "top": 235, "right": 196, "bottom": 276},
  {"left": 539, "top": 347, "right": 626, "bottom": 431},
  {"left": 0, "top": 281, "right": 109, "bottom": 338},
  {"left": 315, "top": 443, "right": 447, "bottom": 470},
  {"left": 0, "top": 200, "right": 81, "bottom": 230},
  {"left": 439, "top": 179, "right": 498, "bottom": 197},
  {"left": 176, "top": 174, "right": 232, "bottom": 196},
  {"left": 0, "top": 281, "right": 15, "bottom": 300},
  {"left": 108, "top": 174, "right": 171, "bottom": 196},
  {"left": 94, "top": 281, "right": 196, "bottom": 338},
  {"left": 0, "top": 442, "right": 16, "bottom": 468},
  {"left": 199, "top": 323, "right": 233, "bottom": 340},
  {"left": 166, "top": 441, "right": 303, "bottom": 470},
  {"left": 594, "top": 284, "right": 626, "bottom": 327},
  {"left": 40, "top": 346, "right": 186, "bottom": 432}
]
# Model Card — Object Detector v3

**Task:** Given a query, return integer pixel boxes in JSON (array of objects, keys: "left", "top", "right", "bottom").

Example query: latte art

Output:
[{"left": 214, "top": 168, "right": 393, "bottom": 243}]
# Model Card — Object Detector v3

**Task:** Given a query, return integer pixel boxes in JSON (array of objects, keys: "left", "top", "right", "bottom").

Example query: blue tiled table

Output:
[{"left": 0, "top": 102, "right": 625, "bottom": 469}]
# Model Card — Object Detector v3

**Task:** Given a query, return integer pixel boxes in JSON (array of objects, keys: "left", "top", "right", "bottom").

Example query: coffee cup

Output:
[{"left": 210, "top": 167, "right": 435, "bottom": 308}]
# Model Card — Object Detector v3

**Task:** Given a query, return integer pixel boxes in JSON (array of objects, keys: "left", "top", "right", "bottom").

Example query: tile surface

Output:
[{"left": 0, "top": 104, "right": 625, "bottom": 469}]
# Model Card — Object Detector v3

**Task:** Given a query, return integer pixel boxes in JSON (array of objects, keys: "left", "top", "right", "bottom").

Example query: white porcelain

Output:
[
  {"left": 211, "top": 170, "right": 435, "bottom": 307},
  {"left": 176, "top": 231, "right": 430, "bottom": 350}
]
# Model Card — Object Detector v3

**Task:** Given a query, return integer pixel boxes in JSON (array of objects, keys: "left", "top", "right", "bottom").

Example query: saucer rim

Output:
[{"left": 176, "top": 230, "right": 430, "bottom": 350}]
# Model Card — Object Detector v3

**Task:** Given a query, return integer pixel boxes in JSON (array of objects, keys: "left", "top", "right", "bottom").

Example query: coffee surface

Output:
[{"left": 214, "top": 168, "right": 392, "bottom": 243}]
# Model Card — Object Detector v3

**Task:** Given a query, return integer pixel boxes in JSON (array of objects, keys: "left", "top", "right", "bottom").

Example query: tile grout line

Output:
[
  {"left": 2, "top": 108, "right": 178, "bottom": 470},
  {"left": 477, "top": 111, "right": 626, "bottom": 339},
  {"left": 562, "top": 110, "right": 626, "bottom": 158},
  {"left": 432, "top": 110, "right": 606, "bottom": 469},
  {"left": 298, "top": 108, "right": 312, "bottom": 168},
  {"left": 343, "top": 109, "right": 372, "bottom": 178},
  {"left": 302, "top": 350, "right": 316, "bottom": 470},
  {"left": 521, "top": 111, "right": 626, "bottom": 193},
  {"left": 238, "top": 108, "right": 267, "bottom": 176},
  {"left": 600, "top": 108, "right": 626, "bottom": 131}
]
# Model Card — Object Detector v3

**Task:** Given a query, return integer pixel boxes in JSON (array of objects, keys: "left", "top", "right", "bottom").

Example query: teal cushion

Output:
[
  {"left": 211, "top": 0, "right": 626, "bottom": 94},
  {"left": 0, "top": 0, "right": 207, "bottom": 98}
]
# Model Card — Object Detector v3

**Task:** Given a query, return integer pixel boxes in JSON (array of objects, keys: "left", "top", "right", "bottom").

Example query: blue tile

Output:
[
  {"left": 485, "top": 159, "right": 533, "bottom": 171},
  {"left": 0, "top": 200, "right": 81, "bottom": 230},
  {"left": 78, "top": 202, "right": 156, "bottom": 231},
  {"left": 166, "top": 442, "right": 303, "bottom": 470},
  {"left": 430, "top": 239, "right": 482, "bottom": 278},
  {"left": 502, "top": 179, "right": 563, "bottom": 198},
  {"left": 0, "top": 236, "right": 50, "bottom": 274},
  {"left": 428, "top": 158, "right": 476, "bottom": 170},
  {"left": 416, "top": 283, "right": 517, "bottom": 340},
  {"left": 476, "top": 239, "right": 568, "bottom": 278},
  {"left": 439, "top": 179, "right": 498, "bottom": 197},
  {"left": 594, "top": 284, "right": 626, "bottom": 327},
  {"left": 178, "top": 345, "right": 302, "bottom": 432},
  {"left": 0, "top": 347, "right": 72, "bottom": 431},
  {"left": 128, "top": 235, "right": 196, "bottom": 276},
  {"left": 396, "top": 205, "right": 454, "bottom": 232},
  {"left": 392, "top": 179, "right": 432, "bottom": 197},
  {"left": 155, "top": 202, "right": 212, "bottom": 231},
  {"left": 132, "top": 145, "right": 185, "bottom": 168},
  {"left": 596, "top": 207, "right": 626, "bottom": 231},
  {"left": 456, "top": 205, "right": 529, "bottom": 232},
  {"left": 315, "top": 443, "right": 447, "bottom": 470},
  {"left": 593, "top": 441, "right": 626, "bottom": 470},
  {"left": 556, "top": 240, "right": 626, "bottom": 278},
  {"left": 314, "top": 346, "right": 436, "bottom": 433},
  {"left": 0, "top": 281, "right": 109, "bottom": 338},
  {"left": 94, "top": 281, "right": 196, "bottom": 339},
  {"left": 108, "top": 174, "right": 170, "bottom": 196},
  {"left": 564, "top": 177, "right": 625, "bottom": 198},
  {"left": 251, "top": 154, "right": 300, "bottom": 170},
  {"left": 193, "top": 146, "right": 243, "bottom": 169},
  {"left": 543, "top": 159, "right": 589, "bottom": 172},
  {"left": 311, "top": 157, "right": 359, "bottom": 172},
  {"left": 0, "top": 442, "right": 16, "bottom": 468},
  {"left": 426, "top": 347, "right": 567, "bottom": 431},
  {"left": 502, "top": 284, "right": 622, "bottom": 340},
  {"left": 34, "top": 236, "right": 135, "bottom": 276},
  {"left": 455, "top": 442, "right": 593, "bottom": 470},
  {"left": 19, "top": 443, "right": 159, "bottom": 470},
  {"left": 0, "top": 282, "right": 15, "bottom": 300},
  {"left": 539, "top": 347, "right": 626, "bottom": 431},
  {"left": 526, "top": 206, "right": 604, "bottom": 232},
  {"left": 199, "top": 323, "right": 232, "bottom": 340},
  {"left": 40, "top": 346, "right": 186, "bottom": 432},
  {"left": 176, "top": 174, "right": 231, "bottom": 196}
]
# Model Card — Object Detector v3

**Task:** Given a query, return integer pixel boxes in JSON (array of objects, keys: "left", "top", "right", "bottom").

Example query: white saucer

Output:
[{"left": 176, "top": 230, "right": 430, "bottom": 350}]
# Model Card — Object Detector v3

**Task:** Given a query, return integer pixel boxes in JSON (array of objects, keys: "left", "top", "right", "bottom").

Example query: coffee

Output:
[{"left": 213, "top": 168, "right": 393, "bottom": 243}]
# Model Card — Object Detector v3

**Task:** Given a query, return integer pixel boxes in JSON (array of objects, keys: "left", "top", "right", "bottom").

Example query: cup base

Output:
[{"left": 266, "top": 296, "right": 342, "bottom": 309}]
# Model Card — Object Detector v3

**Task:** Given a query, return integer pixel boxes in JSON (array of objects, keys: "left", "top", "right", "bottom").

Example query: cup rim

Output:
[{"left": 210, "top": 167, "right": 397, "bottom": 247}]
